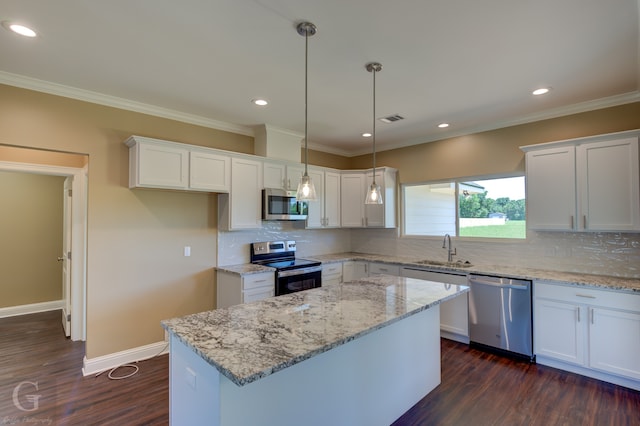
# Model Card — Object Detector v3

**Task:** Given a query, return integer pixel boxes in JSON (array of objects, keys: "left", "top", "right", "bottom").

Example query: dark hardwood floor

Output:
[
  {"left": 1, "top": 311, "right": 638, "bottom": 425},
  {"left": 0, "top": 310, "right": 169, "bottom": 425}
]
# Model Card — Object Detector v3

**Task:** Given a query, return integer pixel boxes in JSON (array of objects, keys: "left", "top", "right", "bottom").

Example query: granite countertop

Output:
[
  {"left": 307, "top": 252, "right": 640, "bottom": 293},
  {"left": 215, "top": 263, "right": 275, "bottom": 275},
  {"left": 162, "top": 275, "right": 468, "bottom": 386}
]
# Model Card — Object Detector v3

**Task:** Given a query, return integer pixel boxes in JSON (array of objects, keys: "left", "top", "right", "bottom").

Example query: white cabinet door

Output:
[
  {"left": 324, "top": 171, "right": 341, "bottom": 227},
  {"left": 263, "top": 162, "right": 286, "bottom": 189},
  {"left": 219, "top": 157, "right": 262, "bottom": 230},
  {"left": 577, "top": 137, "right": 640, "bottom": 231},
  {"left": 589, "top": 307, "right": 640, "bottom": 380},
  {"left": 190, "top": 149, "right": 230, "bottom": 192},
  {"left": 305, "top": 168, "right": 325, "bottom": 228},
  {"left": 401, "top": 267, "right": 469, "bottom": 342},
  {"left": 362, "top": 167, "right": 397, "bottom": 228},
  {"left": 133, "top": 141, "right": 189, "bottom": 189},
  {"left": 342, "top": 261, "right": 368, "bottom": 281},
  {"left": 364, "top": 170, "right": 385, "bottom": 227},
  {"left": 341, "top": 173, "right": 365, "bottom": 227},
  {"left": 525, "top": 146, "right": 576, "bottom": 230},
  {"left": 286, "top": 165, "right": 306, "bottom": 191},
  {"left": 534, "top": 298, "right": 584, "bottom": 365}
]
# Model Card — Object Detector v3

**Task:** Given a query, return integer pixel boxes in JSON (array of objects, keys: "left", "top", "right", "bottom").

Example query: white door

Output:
[{"left": 61, "top": 177, "right": 72, "bottom": 337}]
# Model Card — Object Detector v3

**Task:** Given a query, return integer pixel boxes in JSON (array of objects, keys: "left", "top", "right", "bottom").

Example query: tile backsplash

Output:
[
  {"left": 350, "top": 228, "right": 640, "bottom": 278},
  {"left": 218, "top": 222, "right": 639, "bottom": 278}
]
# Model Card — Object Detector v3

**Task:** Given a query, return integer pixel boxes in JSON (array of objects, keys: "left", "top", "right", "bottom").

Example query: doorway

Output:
[{"left": 0, "top": 160, "right": 87, "bottom": 341}]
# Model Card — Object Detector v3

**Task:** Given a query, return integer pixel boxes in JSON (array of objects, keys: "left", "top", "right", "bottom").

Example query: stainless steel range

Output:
[{"left": 250, "top": 241, "right": 322, "bottom": 296}]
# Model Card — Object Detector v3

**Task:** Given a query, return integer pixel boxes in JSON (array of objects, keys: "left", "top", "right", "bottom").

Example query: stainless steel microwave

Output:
[{"left": 262, "top": 188, "right": 308, "bottom": 221}]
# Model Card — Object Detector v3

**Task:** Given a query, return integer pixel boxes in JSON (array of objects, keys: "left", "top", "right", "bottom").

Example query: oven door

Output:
[{"left": 276, "top": 267, "right": 322, "bottom": 296}]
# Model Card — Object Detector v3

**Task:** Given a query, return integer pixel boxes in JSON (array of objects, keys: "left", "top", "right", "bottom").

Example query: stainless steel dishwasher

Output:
[{"left": 468, "top": 274, "right": 534, "bottom": 360}]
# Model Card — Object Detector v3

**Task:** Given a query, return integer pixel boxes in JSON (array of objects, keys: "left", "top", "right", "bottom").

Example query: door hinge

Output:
[
  {"left": 68, "top": 188, "right": 72, "bottom": 197},
  {"left": 66, "top": 314, "right": 71, "bottom": 322},
  {"left": 67, "top": 251, "right": 72, "bottom": 261}
]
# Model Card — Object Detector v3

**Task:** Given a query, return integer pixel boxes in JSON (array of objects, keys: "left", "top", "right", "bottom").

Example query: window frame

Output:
[{"left": 400, "top": 172, "right": 527, "bottom": 242}]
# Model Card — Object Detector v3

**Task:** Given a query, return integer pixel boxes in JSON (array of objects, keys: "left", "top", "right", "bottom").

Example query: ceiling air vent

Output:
[{"left": 379, "top": 114, "right": 404, "bottom": 123}]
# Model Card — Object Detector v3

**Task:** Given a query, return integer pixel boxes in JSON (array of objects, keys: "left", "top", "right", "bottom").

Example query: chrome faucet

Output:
[{"left": 442, "top": 234, "right": 457, "bottom": 262}]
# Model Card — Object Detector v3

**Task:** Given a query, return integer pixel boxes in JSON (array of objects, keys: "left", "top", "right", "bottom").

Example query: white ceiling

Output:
[{"left": 1, "top": 0, "right": 638, "bottom": 156}]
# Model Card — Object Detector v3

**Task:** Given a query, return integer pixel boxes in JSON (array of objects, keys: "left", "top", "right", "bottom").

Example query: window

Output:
[{"left": 403, "top": 176, "right": 526, "bottom": 239}]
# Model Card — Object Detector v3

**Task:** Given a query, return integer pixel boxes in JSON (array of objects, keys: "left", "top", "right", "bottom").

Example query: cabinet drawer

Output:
[
  {"left": 322, "top": 263, "right": 343, "bottom": 277},
  {"left": 369, "top": 263, "right": 400, "bottom": 276},
  {"left": 243, "top": 273, "right": 274, "bottom": 290},
  {"left": 535, "top": 281, "right": 639, "bottom": 311},
  {"left": 243, "top": 286, "right": 274, "bottom": 303}
]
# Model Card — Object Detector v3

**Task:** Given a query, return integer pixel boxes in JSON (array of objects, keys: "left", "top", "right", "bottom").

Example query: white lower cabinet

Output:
[
  {"left": 342, "top": 261, "right": 368, "bottom": 281},
  {"left": 368, "top": 262, "right": 401, "bottom": 276},
  {"left": 401, "top": 267, "right": 469, "bottom": 343},
  {"left": 322, "top": 263, "right": 343, "bottom": 286},
  {"left": 534, "top": 281, "right": 640, "bottom": 390},
  {"left": 216, "top": 271, "right": 274, "bottom": 308}
]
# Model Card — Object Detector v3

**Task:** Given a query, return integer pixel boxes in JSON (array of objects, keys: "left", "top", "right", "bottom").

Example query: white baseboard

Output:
[
  {"left": 0, "top": 300, "right": 64, "bottom": 319},
  {"left": 537, "top": 355, "right": 640, "bottom": 391},
  {"left": 82, "top": 340, "right": 170, "bottom": 376}
]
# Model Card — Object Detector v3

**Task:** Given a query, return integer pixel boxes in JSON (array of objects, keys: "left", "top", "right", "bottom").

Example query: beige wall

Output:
[
  {"left": 0, "top": 84, "right": 252, "bottom": 358},
  {"left": 2, "top": 80, "right": 638, "bottom": 358},
  {"left": 349, "top": 102, "right": 640, "bottom": 183},
  {"left": 0, "top": 171, "right": 65, "bottom": 307}
]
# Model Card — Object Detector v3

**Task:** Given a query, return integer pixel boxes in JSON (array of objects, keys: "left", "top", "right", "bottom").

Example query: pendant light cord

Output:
[
  {"left": 303, "top": 29, "right": 309, "bottom": 176},
  {"left": 372, "top": 67, "right": 377, "bottom": 185}
]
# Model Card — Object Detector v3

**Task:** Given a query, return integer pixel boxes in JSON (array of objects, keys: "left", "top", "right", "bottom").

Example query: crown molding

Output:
[{"left": 0, "top": 71, "right": 254, "bottom": 137}]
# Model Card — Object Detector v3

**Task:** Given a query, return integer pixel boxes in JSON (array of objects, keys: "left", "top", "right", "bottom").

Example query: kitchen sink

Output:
[{"left": 414, "top": 259, "right": 473, "bottom": 268}]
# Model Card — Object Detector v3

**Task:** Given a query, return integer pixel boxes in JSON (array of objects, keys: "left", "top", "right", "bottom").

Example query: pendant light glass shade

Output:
[
  {"left": 297, "top": 173, "right": 317, "bottom": 200},
  {"left": 296, "top": 22, "right": 318, "bottom": 201},
  {"left": 365, "top": 62, "right": 383, "bottom": 205},
  {"left": 365, "top": 182, "right": 382, "bottom": 204}
]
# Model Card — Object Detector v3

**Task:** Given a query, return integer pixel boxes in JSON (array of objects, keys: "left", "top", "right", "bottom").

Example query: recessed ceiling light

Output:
[
  {"left": 438, "top": 123, "right": 450, "bottom": 128},
  {"left": 2, "top": 21, "right": 37, "bottom": 37},
  {"left": 362, "top": 132, "right": 372, "bottom": 138},
  {"left": 532, "top": 88, "right": 550, "bottom": 96},
  {"left": 252, "top": 99, "right": 268, "bottom": 106}
]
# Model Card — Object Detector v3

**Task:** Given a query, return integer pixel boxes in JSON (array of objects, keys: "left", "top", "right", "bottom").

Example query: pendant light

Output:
[
  {"left": 365, "top": 62, "right": 383, "bottom": 205},
  {"left": 295, "top": 21, "right": 318, "bottom": 201}
]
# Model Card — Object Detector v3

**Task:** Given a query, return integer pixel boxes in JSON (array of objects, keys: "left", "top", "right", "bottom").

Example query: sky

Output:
[{"left": 471, "top": 176, "right": 525, "bottom": 200}]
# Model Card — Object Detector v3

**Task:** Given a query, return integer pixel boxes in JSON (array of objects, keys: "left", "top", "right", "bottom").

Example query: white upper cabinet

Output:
[
  {"left": 365, "top": 168, "right": 397, "bottom": 228},
  {"left": 525, "top": 145, "right": 576, "bottom": 230},
  {"left": 263, "top": 161, "right": 305, "bottom": 191},
  {"left": 341, "top": 167, "right": 397, "bottom": 228},
  {"left": 576, "top": 137, "right": 639, "bottom": 231},
  {"left": 127, "top": 137, "right": 189, "bottom": 190},
  {"left": 306, "top": 168, "right": 340, "bottom": 229},
  {"left": 218, "top": 157, "right": 263, "bottom": 231},
  {"left": 340, "top": 172, "right": 366, "bottom": 227},
  {"left": 324, "top": 171, "right": 341, "bottom": 228},
  {"left": 126, "top": 136, "right": 231, "bottom": 193},
  {"left": 189, "top": 148, "right": 231, "bottom": 192},
  {"left": 522, "top": 131, "right": 640, "bottom": 232}
]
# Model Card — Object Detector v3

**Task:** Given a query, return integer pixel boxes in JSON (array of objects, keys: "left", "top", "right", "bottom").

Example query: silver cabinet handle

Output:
[
  {"left": 575, "top": 293, "right": 596, "bottom": 299},
  {"left": 577, "top": 307, "right": 581, "bottom": 322},
  {"left": 570, "top": 215, "right": 574, "bottom": 229},
  {"left": 590, "top": 307, "right": 594, "bottom": 324},
  {"left": 583, "top": 215, "right": 587, "bottom": 229}
]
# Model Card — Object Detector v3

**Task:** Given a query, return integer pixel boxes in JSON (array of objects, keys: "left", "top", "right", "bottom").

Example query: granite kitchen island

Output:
[{"left": 161, "top": 275, "right": 469, "bottom": 426}]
